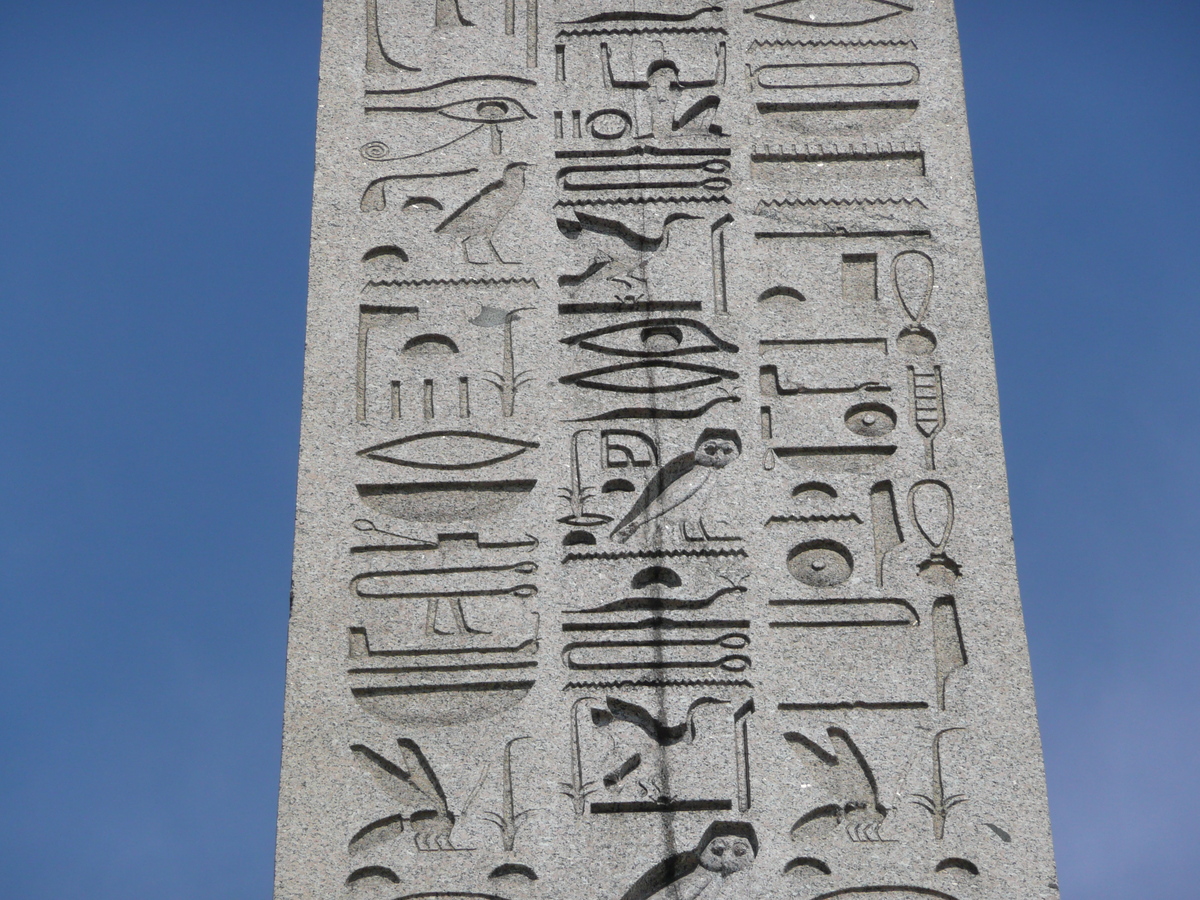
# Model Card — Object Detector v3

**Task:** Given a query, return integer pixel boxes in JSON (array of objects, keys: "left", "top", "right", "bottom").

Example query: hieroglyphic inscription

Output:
[{"left": 275, "top": 3, "right": 1057, "bottom": 900}]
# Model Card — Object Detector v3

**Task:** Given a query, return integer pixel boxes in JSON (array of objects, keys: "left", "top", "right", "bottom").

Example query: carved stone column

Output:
[{"left": 275, "top": 2, "right": 1059, "bottom": 899}]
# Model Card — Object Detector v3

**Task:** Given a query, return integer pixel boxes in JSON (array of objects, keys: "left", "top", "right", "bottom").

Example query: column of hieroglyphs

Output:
[{"left": 274, "top": 1, "right": 1059, "bottom": 899}]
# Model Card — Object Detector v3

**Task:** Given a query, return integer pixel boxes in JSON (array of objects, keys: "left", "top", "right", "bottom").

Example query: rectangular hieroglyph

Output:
[{"left": 275, "top": 1, "right": 1059, "bottom": 899}]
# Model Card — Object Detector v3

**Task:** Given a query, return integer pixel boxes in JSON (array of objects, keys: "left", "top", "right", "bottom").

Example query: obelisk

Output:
[{"left": 274, "top": 2, "right": 1059, "bottom": 898}]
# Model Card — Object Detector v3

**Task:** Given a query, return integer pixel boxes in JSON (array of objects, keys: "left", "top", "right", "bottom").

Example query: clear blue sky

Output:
[{"left": 1, "top": 1, "right": 1196, "bottom": 897}]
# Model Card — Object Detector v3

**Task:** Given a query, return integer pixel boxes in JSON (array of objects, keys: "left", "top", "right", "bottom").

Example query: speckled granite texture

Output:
[{"left": 274, "top": 1, "right": 1059, "bottom": 898}]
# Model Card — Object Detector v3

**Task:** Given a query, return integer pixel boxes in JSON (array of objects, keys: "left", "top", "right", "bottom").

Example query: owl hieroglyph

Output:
[
  {"left": 616, "top": 821, "right": 758, "bottom": 900},
  {"left": 610, "top": 429, "right": 741, "bottom": 543}
]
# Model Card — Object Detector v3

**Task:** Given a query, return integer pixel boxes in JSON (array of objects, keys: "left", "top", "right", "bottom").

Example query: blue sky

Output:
[{"left": 0, "top": 1, "right": 1197, "bottom": 897}]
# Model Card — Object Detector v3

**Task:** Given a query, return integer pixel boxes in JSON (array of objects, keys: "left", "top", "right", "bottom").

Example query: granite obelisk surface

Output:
[{"left": 274, "top": 1, "right": 1058, "bottom": 898}]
